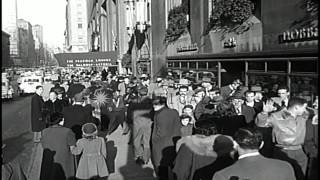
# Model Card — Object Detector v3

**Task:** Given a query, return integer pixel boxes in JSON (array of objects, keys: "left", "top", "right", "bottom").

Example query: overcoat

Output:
[
  {"left": 151, "top": 107, "right": 181, "bottom": 168},
  {"left": 62, "top": 105, "right": 95, "bottom": 140},
  {"left": 31, "top": 93, "right": 46, "bottom": 132},
  {"left": 212, "top": 155, "right": 296, "bottom": 180},
  {"left": 40, "top": 126, "right": 76, "bottom": 180}
]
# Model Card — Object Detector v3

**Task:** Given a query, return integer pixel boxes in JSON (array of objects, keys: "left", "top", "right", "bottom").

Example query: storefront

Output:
[{"left": 167, "top": 47, "right": 318, "bottom": 99}]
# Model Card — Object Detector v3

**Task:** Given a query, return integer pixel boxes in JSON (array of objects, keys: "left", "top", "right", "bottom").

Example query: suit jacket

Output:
[
  {"left": 151, "top": 107, "right": 181, "bottom": 167},
  {"left": 31, "top": 94, "right": 46, "bottom": 132},
  {"left": 245, "top": 101, "right": 263, "bottom": 114},
  {"left": 62, "top": 104, "right": 94, "bottom": 140},
  {"left": 233, "top": 104, "right": 256, "bottom": 124},
  {"left": 213, "top": 155, "right": 296, "bottom": 180}
]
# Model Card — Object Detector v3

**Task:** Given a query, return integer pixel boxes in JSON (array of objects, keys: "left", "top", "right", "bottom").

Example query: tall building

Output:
[
  {"left": 2, "top": 31, "right": 12, "bottom": 67},
  {"left": 65, "top": 0, "right": 89, "bottom": 52},
  {"left": 17, "top": 19, "right": 36, "bottom": 67},
  {"left": 1, "top": 0, "right": 20, "bottom": 66},
  {"left": 32, "top": 24, "right": 45, "bottom": 66}
]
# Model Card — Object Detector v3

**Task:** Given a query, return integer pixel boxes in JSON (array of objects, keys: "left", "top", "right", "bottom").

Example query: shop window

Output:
[
  {"left": 248, "top": 61, "right": 264, "bottom": 71},
  {"left": 208, "top": 61, "right": 217, "bottom": 69},
  {"left": 189, "top": 62, "right": 196, "bottom": 68},
  {"left": 167, "top": 62, "right": 173, "bottom": 68},
  {"left": 290, "top": 76, "right": 317, "bottom": 101},
  {"left": 173, "top": 62, "right": 180, "bottom": 68},
  {"left": 181, "top": 62, "right": 187, "bottom": 68},
  {"left": 291, "top": 60, "right": 317, "bottom": 73},
  {"left": 198, "top": 61, "right": 207, "bottom": 69},
  {"left": 267, "top": 61, "right": 286, "bottom": 72}
]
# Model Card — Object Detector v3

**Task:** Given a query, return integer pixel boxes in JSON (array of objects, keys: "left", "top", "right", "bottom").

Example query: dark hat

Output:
[
  {"left": 47, "top": 112, "right": 63, "bottom": 126},
  {"left": 82, "top": 123, "right": 98, "bottom": 137},
  {"left": 74, "top": 92, "right": 85, "bottom": 102},
  {"left": 194, "top": 87, "right": 206, "bottom": 94},
  {"left": 213, "top": 135, "right": 234, "bottom": 156},
  {"left": 195, "top": 119, "right": 217, "bottom": 129},
  {"left": 180, "top": 114, "right": 192, "bottom": 121}
]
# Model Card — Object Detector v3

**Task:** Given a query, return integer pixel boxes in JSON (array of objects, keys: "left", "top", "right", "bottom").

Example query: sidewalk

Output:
[{"left": 27, "top": 126, "right": 156, "bottom": 180}]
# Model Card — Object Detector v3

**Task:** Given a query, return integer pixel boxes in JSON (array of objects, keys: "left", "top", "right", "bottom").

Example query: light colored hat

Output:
[
  {"left": 82, "top": 123, "right": 98, "bottom": 137},
  {"left": 178, "top": 79, "right": 190, "bottom": 85}
]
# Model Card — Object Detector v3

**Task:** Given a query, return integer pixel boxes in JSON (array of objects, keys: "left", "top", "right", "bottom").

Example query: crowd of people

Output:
[{"left": 16, "top": 67, "right": 319, "bottom": 180}]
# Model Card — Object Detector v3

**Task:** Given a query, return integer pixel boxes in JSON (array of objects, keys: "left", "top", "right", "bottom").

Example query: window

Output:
[
  {"left": 78, "top": 36, "right": 84, "bottom": 43},
  {"left": 78, "top": 24, "right": 82, "bottom": 29}
]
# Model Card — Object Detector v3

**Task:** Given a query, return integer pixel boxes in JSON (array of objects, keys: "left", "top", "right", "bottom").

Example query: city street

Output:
[
  {"left": 2, "top": 95, "right": 34, "bottom": 176},
  {"left": 2, "top": 95, "right": 156, "bottom": 180}
]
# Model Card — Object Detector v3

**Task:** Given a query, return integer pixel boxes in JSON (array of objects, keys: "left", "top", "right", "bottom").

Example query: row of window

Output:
[{"left": 167, "top": 60, "right": 318, "bottom": 73}]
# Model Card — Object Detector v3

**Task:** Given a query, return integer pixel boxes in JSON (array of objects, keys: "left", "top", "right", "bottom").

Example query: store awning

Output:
[{"left": 54, "top": 51, "right": 118, "bottom": 67}]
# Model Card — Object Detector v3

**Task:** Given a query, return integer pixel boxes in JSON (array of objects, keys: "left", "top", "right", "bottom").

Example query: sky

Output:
[{"left": 17, "top": 0, "right": 66, "bottom": 48}]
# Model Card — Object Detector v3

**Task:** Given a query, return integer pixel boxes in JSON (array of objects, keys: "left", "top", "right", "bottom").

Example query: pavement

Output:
[{"left": 26, "top": 126, "right": 157, "bottom": 180}]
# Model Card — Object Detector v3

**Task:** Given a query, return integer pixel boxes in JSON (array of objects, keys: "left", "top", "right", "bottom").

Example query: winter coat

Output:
[
  {"left": 151, "top": 107, "right": 181, "bottom": 168},
  {"left": 31, "top": 94, "right": 46, "bottom": 132},
  {"left": 173, "top": 135, "right": 235, "bottom": 180},
  {"left": 71, "top": 137, "right": 109, "bottom": 179}
]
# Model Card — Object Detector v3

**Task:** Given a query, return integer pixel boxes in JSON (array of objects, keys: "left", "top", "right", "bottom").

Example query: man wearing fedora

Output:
[{"left": 229, "top": 93, "right": 256, "bottom": 126}]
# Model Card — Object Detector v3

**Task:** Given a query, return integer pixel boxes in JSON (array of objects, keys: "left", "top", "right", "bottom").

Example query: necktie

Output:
[{"left": 281, "top": 100, "right": 286, "bottom": 108}]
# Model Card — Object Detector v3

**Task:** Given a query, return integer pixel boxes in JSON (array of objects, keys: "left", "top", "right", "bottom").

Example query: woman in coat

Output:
[{"left": 40, "top": 112, "right": 77, "bottom": 180}]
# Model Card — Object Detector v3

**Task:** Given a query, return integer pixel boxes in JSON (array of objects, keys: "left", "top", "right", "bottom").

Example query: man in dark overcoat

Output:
[
  {"left": 151, "top": 96, "right": 181, "bottom": 180},
  {"left": 62, "top": 93, "right": 95, "bottom": 140},
  {"left": 31, "top": 85, "right": 46, "bottom": 143},
  {"left": 66, "top": 76, "right": 85, "bottom": 102}
]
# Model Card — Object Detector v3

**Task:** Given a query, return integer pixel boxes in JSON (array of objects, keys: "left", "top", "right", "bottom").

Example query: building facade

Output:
[
  {"left": 150, "top": 0, "right": 318, "bottom": 99},
  {"left": 17, "top": 19, "right": 36, "bottom": 68},
  {"left": 65, "top": 0, "right": 89, "bottom": 52},
  {"left": 32, "top": 24, "right": 45, "bottom": 66},
  {"left": 2, "top": 31, "right": 12, "bottom": 67},
  {"left": 2, "top": 0, "right": 20, "bottom": 66}
]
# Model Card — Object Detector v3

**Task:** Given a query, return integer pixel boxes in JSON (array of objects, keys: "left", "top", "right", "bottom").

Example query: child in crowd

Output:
[
  {"left": 182, "top": 105, "right": 196, "bottom": 125},
  {"left": 71, "top": 123, "right": 109, "bottom": 180},
  {"left": 180, "top": 114, "right": 194, "bottom": 137}
]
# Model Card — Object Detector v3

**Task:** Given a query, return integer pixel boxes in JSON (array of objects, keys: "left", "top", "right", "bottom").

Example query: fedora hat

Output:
[{"left": 82, "top": 123, "right": 98, "bottom": 137}]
